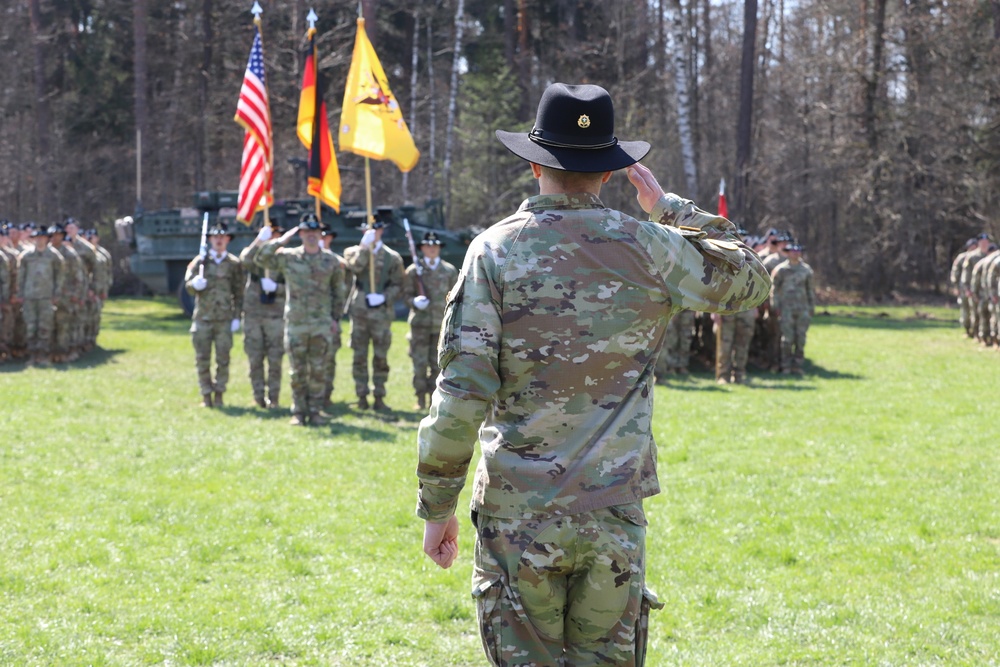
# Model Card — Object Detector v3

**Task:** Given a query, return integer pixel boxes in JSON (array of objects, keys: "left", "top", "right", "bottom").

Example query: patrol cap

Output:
[
  {"left": 419, "top": 231, "right": 444, "bottom": 247},
  {"left": 298, "top": 213, "right": 321, "bottom": 231}
]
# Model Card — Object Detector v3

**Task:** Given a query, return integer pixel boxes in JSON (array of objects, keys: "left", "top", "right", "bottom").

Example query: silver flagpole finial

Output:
[
  {"left": 307, "top": 9, "right": 318, "bottom": 30},
  {"left": 251, "top": 1, "right": 262, "bottom": 18}
]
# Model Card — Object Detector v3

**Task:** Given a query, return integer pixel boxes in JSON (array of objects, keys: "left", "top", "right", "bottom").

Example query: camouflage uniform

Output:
[
  {"left": 17, "top": 240, "right": 64, "bottom": 362},
  {"left": 51, "top": 240, "right": 85, "bottom": 360},
  {"left": 971, "top": 249, "right": 998, "bottom": 345},
  {"left": 344, "top": 242, "right": 404, "bottom": 401},
  {"left": 403, "top": 255, "right": 459, "bottom": 405},
  {"left": 985, "top": 252, "right": 1000, "bottom": 346},
  {"left": 417, "top": 191, "right": 770, "bottom": 667},
  {"left": 89, "top": 240, "right": 113, "bottom": 346},
  {"left": 760, "top": 249, "right": 788, "bottom": 370},
  {"left": 655, "top": 309, "right": 695, "bottom": 376},
  {"left": 184, "top": 250, "right": 244, "bottom": 401},
  {"left": 70, "top": 234, "right": 98, "bottom": 349},
  {"left": 0, "top": 239, "right": 11, "bottom": 358},
  {"left": 959, "top": 246, "right": 985, "bottom": 339},
  {"left": 770, "top": 258, "right": 815, "bottom": 372},
  {"left": 950, "top": 245, "right": 973, "bottom": 337},
  {"left": 322, "top": 253, "right": 349, "bottom": 409},
  {"left": 252, "top": 241, "right": 346, "bottom": 421},
  {"left": 239, "top": 245, "right": 287, "bottom": 407},
  {"left": 716, "top": 308, "right": 758, "bottom": 383}
]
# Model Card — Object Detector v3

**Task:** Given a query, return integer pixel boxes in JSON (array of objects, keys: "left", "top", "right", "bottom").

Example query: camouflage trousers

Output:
[
  {"left": 323, "top": 324, "right": 343, "bottom": 406},
  {"left": 779, "top": 307, "right": 811, "bottom": 370},
  {"left": 976, "top": 298, "right": 992, "bottom": 343},
  {"left": 285, "top": 323, "right": 333, "bottom": 417},
  {"left": 53, "top": 301, "right": 78, "bottom": 356},
  {"left": 23, "top": 299, "right": 55, "bottom": 356},
  {"left": 350, "top": 309, "right": 392, "bottom": 398},
  {"left": 958, "top": 295, "right": 972, "bottom": 336},
  {"left": 472, "top": 506, "right": 662, "bottom": 667},
  {"left": 190, "top": 318, "right": 233, "bottom": 396},
  {"left": 244, "top": 316, "right": 285, "bottom": 403},
  {"left": 657, "top": 310, "right": 695, "bottom": 373},
  {"left": 716, "top": 309, "right": 756, "bottom": 381},
  {"left": 408, "top": 324, "right": 439, "bottom": 395},
  {"left": 0, "top": 304, "right": 11, "bottom": 353}
]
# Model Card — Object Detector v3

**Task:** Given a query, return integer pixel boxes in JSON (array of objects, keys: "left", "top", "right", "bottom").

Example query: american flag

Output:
[{"left": 235, "top": 24, "right": 272, "bottom": 224}]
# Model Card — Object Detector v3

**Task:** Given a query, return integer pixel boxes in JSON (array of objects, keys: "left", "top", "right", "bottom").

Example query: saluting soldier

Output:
[
  {"left": 15, "top": 226, "right": 64, "bottom": 367},
  {"left": 959, "top": 233, "right": 991, "bottom": 339},
  {"left": 248, "top": 214, "right": 346, "bottom": 426},
  {"left": 417, "top": 82, "right": 771, "bottom": 667},
  {"left": 770, "top": 243, "right": 815, "bottom": 374},
  {"left": 240, "top": 227, "right": 287, "bottom": 409},
  {"left": 343, "top": 216, "right": 404, "bottom": 411},
  {"left": 972, "top": 243, "right": 999, "bottom": 346},
  {"left": 184, "top": 222, "right": 244, "bottom": 407},
  {"left": 64, "top": 218, "right": 98, "bottom": 351},
  {"left": 403, "top": 231, "right": 459, "bottom": 409},
  {"left": 950, "top": 238, "right": 976, "bottom": 338},
  {"left": 11, "top": 223, "right": 33, "bottom": 359},
  {"left": 83, "top": 227, "right": 113, "bottom": 348},
  {"left": 47, "top": 224, "right": 86, "bottom": 362}
]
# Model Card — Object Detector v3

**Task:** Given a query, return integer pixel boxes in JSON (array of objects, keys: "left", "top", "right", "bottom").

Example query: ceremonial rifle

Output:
[{"left": 403, "top": 217, "right": 426, "bottom": 297}]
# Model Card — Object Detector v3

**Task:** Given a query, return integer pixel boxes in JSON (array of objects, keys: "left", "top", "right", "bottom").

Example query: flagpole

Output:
[
  {"left": 310, "top": 24, "right": 322, "bottom": 221},
  {"left": 253, "top": 2, "right": 272, "bottom": 228},
  {"left": 365, "top": 156, "right": 376, "bottom": 290}
]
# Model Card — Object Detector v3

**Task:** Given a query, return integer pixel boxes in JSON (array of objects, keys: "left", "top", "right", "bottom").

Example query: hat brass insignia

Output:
[{"left": 577, "top": 114, "right": 591, "bottom": 129}]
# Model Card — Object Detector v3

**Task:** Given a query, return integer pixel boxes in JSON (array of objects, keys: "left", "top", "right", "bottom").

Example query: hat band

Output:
[{"left": 529, "top": 128, "right": 618, "bottom": 150}]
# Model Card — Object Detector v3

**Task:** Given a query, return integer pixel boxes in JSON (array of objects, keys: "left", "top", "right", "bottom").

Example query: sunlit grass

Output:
[{"left": 1, "top": 298, "right": 997, "bottom": 665}]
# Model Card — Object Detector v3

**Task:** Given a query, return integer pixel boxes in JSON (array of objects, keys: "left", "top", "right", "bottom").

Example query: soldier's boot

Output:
[
  {"left": 373, "top": 396, "right": 389, "bottom": 412},
  {"left": 310, "top": 412, "right": 329, "bottom": 426},
  {"left": 415, "top": 393, "right": 426, "bottom": 410},
  {"left": 733, "top": 371, "right": 746, "bottom": 385},
  {"left": 254, "top": 394, "right": 267, "bottom": 408},
  {"left": 289, "top": 413, "right": 307, "bottom": 426},
  {"left": 201, "top": 393, "right": 214, "bottom": 408},
  {"left": 214, "top": 391, "right": 224, "bottom": 407},
  {"left": 267, "top": 394, "right": 280, "bottom": 409},
  {"left": 357, "top": 395, "right": 369, "bottom": 410}
]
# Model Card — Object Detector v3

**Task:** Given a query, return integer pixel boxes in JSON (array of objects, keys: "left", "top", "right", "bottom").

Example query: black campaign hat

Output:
[
  {"left": 419, "top": 231, "right": 444, "bottom": 247},
  {"left": 298, "top": 213, "right": 321, "bottom": 231},
  {"left": 207, "top": 222, "right": 231, "bottom": 237},
  {"left": 495, "top": 83, "right": 650, "bottom": 173}
]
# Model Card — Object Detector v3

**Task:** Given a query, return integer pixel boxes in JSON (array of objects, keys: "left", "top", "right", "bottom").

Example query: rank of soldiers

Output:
[
  {"left": 0, "top": 219, "right": 113, "bottom": 367},
  {"left": 182, "top": 214, "right": 457, "bottom": 426},
  {"left": 654, "top": 227, "right": 816, "bottom": 384}
]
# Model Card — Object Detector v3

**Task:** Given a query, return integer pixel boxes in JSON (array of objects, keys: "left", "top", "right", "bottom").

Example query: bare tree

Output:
[
  {"left": 667, "top": 0, "right": 699, "bottom": 198},
  {"left": 443, "top": 0, "right": 465, "bottom": 225},
  {"left": 734, "top": 0, "right": 757, "bottom": 220},
  {"left": 29, "top": 0, "right": 54, "bottom": 218}
]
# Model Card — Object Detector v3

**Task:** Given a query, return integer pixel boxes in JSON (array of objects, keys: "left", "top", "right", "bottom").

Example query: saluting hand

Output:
[
  {"left": 423, "top": 515, "right": 460, "bottom": 569},
  {"left": 626, "top": 163, "right": 666, "bottom": 214}
]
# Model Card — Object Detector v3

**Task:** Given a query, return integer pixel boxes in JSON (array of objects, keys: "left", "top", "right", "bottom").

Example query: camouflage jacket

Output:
[
  {"left": 184, "top": 252, "right": 244, "bottom": 321},
  {"left": 93, "top": 245, "right": 113, "bottom": 296},
  {"left": 251, "top": 241, "right": 345, "bottom": 327},
  {"left": 770, "top": 260, "right": 815, "bottom": 312},
  {"left": 53, "top": 243, "right": 86, "bottom": 304},
  {"left": 985, "top": 253, "right": 1000, "bottom": 302},
  {"left": 17, "top": 246, "right": 64, "bottom": 300},
  {"left": 950, "top": 249, "right": 970, "bottom": 287},
  {"left": 0, "top": 250, "right": 9, "bottom": 303},
  {"left": 343, "top": 243, "right": 404, "bottom": 315},
  {"left": 960, "top": 248, "right": 985, "bottom": 294},
  {"left": 971, "top": 250, "right": 999, "bottom": 300},
  {"left": 71, "top": 236, "right": 98, "bottom": 293},
  {"left": 403, "top": 257, "right": 459, "bottom": 329},
  {"left": 239, "top": 245, "right": 286, "bottom": 320},
  {"left": 416, "top": 191, "right": 771, "bottom": 522}
]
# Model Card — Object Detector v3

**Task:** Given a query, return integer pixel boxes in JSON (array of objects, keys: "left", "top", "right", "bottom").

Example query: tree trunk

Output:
[
  {"left": 443, "top": 0, "right": 466, "bottom": 226},
  {"left": 133, "top": 0, "right": 148, "bottom": 212},
  {"left": 194, "top": 0, "right": 213, "bottom": 192},
  {"left": 29, "top": 0, "right": 54, "bottom": 219},
  {"left": 668, "top": 0, "right": 698, "bottom": 198},
  {"left": 734, "top": 0, "right": 757, "bottom": 220},
  {"left": 426, "top": 18, "right": 437, "bottom": 200},
  {"left": 403, "top": 9, "right": 419, "bottom": 203}
]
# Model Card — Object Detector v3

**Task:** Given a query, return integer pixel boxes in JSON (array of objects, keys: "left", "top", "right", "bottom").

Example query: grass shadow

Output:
[
  {"left": 813, "top": 311, "right": 958, "bottom": 331},
  {"left": 0, "top": 347, "right": 126, "bottom": 373}
]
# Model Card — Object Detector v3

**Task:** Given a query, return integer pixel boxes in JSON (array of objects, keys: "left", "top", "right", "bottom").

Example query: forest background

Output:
[{"left": 2, "top": 0, "right": 1000, "bottom": 299}]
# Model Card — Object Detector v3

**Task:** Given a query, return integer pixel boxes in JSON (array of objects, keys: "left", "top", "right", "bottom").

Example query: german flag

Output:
[{"left": 297, "top": 31, "right": 341, "bottom": 213}]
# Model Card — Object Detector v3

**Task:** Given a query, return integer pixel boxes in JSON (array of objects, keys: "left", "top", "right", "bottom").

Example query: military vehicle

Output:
[{"left": 120, "top": 191, "right": 472, "bottom": 315}]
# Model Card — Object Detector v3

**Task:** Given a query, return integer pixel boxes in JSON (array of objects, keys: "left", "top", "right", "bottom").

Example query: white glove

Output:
[
  {"left": 365, "top": 293, "right": 386, "bottom": 308},
  {"left": 260, "top": 277, "right": 278, "bottom": 293},
  {"left": 256, "top": 225, "right": 273, "bottom": 242},
  {"left": 231, "top": 318, "right": 241, "bottom": 333},
  {"left": 360, "top": 229, "right": 377, "bottom": 248},
  {"left": 413, "top": 295, "right": 430, "bottom": 310},
  {"left": 191, "top": 275, "right": 208, "bottom": 291}
]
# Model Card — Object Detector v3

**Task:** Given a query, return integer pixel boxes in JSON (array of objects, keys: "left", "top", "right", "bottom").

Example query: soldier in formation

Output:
[
  {"left": 343, "top": 217, "right": 404, "bottom": 411},
  {"left": 81, "top": 226, "right": 113, "bottom": 350},
  {"left": 770, "top": 242, "right": 816, "bottom": 374},
  {"left": 403, "top": 231, "right": 459, "bottom": 410},
  {"left": 0, "top": 218, "right": 113, "bottom": 365},
  {"left": 239, "top": 225, "right": 286, "bottom": 409},
  {"left": 184, "top": 222, "right": 244, "bottom": 407},
  {"left": 247, "top": 214, "right": 346, "bottom": 426},
  {"left": 15, "top": 226, "right": 64, "bottom": 367},
  {"left": 320, "top": 223, "right": 348, "bottom": 411}
]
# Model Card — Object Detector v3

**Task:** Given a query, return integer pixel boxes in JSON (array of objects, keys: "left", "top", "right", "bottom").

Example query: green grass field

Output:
[{"left": 1, "top": 298, "right": 998, "bottom": 666}]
